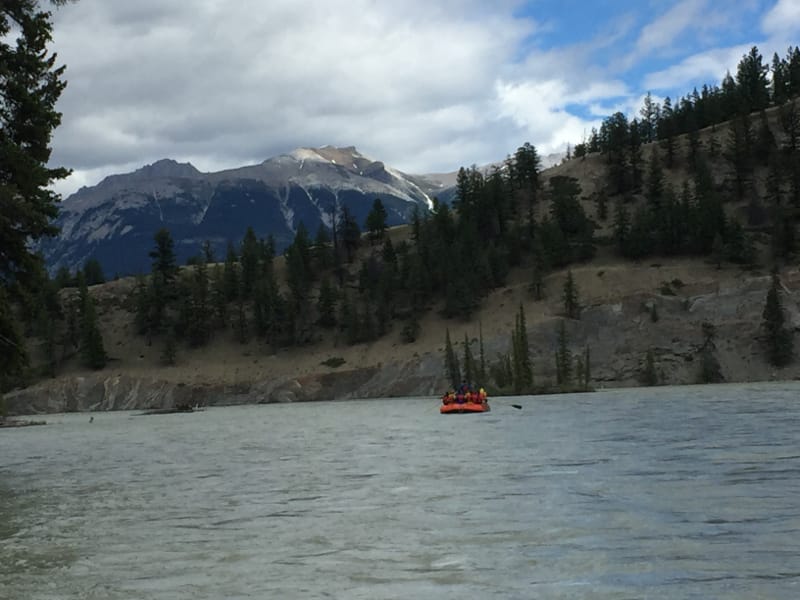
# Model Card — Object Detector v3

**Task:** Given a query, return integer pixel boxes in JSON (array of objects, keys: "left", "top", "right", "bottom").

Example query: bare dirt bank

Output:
[{"left": 6, "top": 260, "right": 800, "bottom": 416}]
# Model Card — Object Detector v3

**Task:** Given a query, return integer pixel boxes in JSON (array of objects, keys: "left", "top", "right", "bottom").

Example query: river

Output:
[{"left": 1, "top": 382, "right": 800, "bottom": 599}]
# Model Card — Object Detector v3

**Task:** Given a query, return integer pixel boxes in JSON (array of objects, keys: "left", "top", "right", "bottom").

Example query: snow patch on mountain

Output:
[
  {"left": 277, "top": 185, "right": 295, "bottom": 232},
  {"left": 385, "top": 164, "right": 434, "bottom": 210},
  {"left": 88, "top": 221, "right": 121, "bottom": 242},
  {"left": 288, "top": 148, "right": 327, "bottom": 164}
]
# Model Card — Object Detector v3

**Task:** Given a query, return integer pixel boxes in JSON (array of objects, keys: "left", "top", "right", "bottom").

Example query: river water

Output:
[{"left": 1, "top": 382, "right": 800, "bottom": 599}]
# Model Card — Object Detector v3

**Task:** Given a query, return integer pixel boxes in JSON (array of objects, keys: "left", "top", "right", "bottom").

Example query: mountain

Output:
[{"left": 41, "top": 146, "right": 455, "bottom": 277}]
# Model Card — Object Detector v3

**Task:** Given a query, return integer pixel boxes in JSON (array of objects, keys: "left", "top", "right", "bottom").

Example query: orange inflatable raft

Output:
[{"left": 440, "top": 391, "right": 490, "bottom": 414}]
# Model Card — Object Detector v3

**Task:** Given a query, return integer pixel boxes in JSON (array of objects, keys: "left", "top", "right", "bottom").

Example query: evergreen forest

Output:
[{"left": 5, "top": 44, "right": 800, "bottom": 395}]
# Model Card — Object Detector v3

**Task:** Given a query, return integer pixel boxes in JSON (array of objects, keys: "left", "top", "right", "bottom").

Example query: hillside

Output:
[
  {"left": 6, "top": 244, "right": 800, "bottom": 416},
  {"left": 8, "top": 96, "right": 800, "bottom": 414}
]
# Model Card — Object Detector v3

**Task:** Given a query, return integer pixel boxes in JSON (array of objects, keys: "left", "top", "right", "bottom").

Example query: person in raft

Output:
[{"left": 458, "top": 381, "right": 473, "bottom": 403}]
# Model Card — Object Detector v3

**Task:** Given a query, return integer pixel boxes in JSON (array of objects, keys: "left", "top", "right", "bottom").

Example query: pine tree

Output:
[
  {"left": 708, "top": 124, "right": 721, "bottom": 158},
  {"left": 780, "top": 100, "right": 800, "bottom": 155},
  {"left": 613, "top": 200, "right": 630, "bottom": 255},
  {"left": 54, "top": 266, "right": 73, "bottom": 289},
  {"left": 711, "top": 233, "right": 725, "bottom": 269},
  {"left": 285, "top": 226, "right": 313, "bottom": 309},
  {"left": 30, "top": 275, "right": 61, "bottom": 377},
  {"left": 77, "top": 274, "right": 106, "bottom": 370},
  {"left": 601, "top": 112, "right": 631, "bottom": 194},
  {"left": 686, "top": 113, "right": 702, "bottom": 171},
  {"left": 563, "top": 269, "right": 580, "bottom": 319},
  {"left": 755, "top": 110, "right": 777, "bottom": 165},
  {"left": 360, "top": 301, "right": 377, "bottom": 343},
  {"left": 772, "top": 51, "right": 790, "bottom": 104},
  {"left": 239, "top": 226, "right": 260, "bottom": 298},
  {"left": 530, "top": 257, "right": 545, "bottom": 300},
  {"left": 735, "top": 46, "right": 770, "bottom": 114},
  {"left": 313, "top": 224, "right": 334, "bottom": 270},
  {"left": 343, "top": 296, "right": 361, "bottom": 345},
  {"left": 583, "top": 346, "right": 591, "bottom": 390},
  {"left": 339, "top": 205, "right": 362, "bottom": 262},
  {"left": 725, "top": 114, "right": 754, "bottom": 203},
  {"left": 62, "top": 293, "right": 78, "bottom": 357},
  {"left": 252, "top": 280, "right": 266, "bottom": 337},
  {"left": 83, "top": 258, "right": 105, "bottom": 286},
  {"left": 724, "top": 220, "right": 754, "bottom": 265},
  {"left": 186, "top": 259, "right": 211, "bottom": 347},
  {"left": 511, "top": 304, "right": 533, "bottom": 393},
  {"left": 365, "top": 198, "right": 388, "bottom": 244},
  {"left": 555, "top": 320, "right": 571, "bottom": 387},
  {"left": 210, "top": 264, "right": 228, "bottom": 329},
  {"left": 133, "top": 274, "right": 150, "bottom": 338},
  {"left": 513, "top": 143, "right": 541, "bottom": 240},
  {"left": 444, "top": 328, "right": 461, "bottom": 389},
  {"left": 697, "top": 322, "right": 724, "bottom": 383},
  {"left": 659, "top": 97, "right": 677, "bottom": 168},
  {"left": 0, "top": 289, "right": 27, "bottom": 390},
  {"left": 628, "top": 118, "right": 644, "bottom": 192},
  {"left": 539, "top": 216, "right": 571, "bottom": 268},
  {"left": 574, "top": 355, "right": 585, "bottom": 390},
  {"left": 235, "top": 286, "right": 249, "bottom": 345},
  {"left": 147, "top": 228, "right": 178, "bottom": 334},
  {"left": 223, "top": 242, "right": 239, "bottom": 302},
  {"left": 787, "top": 46, "right": 800, "bottom": 97},
  {"left": 0, "top": 3, "right": 71, "bottom": 380},
  {"left": 150, "top": 228, "right": 178, "bottom": 284},
  {"left": 641, "top": 349, "right": 658, "bottom": 386},
  {"left": 639, "top": 91, "right": 660, "bottom": 142},
  {"left": 37, "top": 304, "right": 58, "bottom": 377},
  {"left": 489, "top": 351, "right": 513, "bottom": 389},
  {"left": 0, "top": 2, "right": 70, "bottom": 293},
  {"left": 463, "top": 333, "right": 476, "bottom": 385},
  {"left": 261, "top": 235, "right": 276, "bottom": 271},
  {"left": 478, "top": 322, "right": 487, "bottom": 383},
  {"left": 202, "top": 240, "right": 215, "bottom": 264},
  {"left": 317, "top": 278, "right": 338, "bottom": 328},
  {"left": 645, "top": 147, "right": 664, "bottom": 212},
  {"left": 762, "top": 272, "right": 794, "bottom": 366}
]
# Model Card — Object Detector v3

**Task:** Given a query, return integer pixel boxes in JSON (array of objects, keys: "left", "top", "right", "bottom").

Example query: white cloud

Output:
[
  {"left": 642, "top": 44, "right": 754, "bottom": 92},
  {"left": 762, "top": 0, "right": 800, "bottom": 36},
  {"left": 48, "top": 0, "right": 547, "bottom": 194},
  {"left": 633, "top": 0, "right": 709, "bottom": 56},
  {"left": 43, "top": 0, "right": 790, "bottom": 199},
  {"left": 495, "top": 79, "right": 607, "bottom": 155}
]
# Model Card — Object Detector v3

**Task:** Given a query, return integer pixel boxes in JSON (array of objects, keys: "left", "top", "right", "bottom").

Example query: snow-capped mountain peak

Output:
[{"left": 40, "top": 146, "right": 449, "bottom": 276}]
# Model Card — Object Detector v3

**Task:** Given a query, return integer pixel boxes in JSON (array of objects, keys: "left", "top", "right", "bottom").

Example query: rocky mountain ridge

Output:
[{"left": 41, "top": 146, "right": 453, "bottom": 277}]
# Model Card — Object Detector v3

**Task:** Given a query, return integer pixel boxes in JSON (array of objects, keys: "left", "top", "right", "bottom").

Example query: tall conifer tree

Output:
[
  {"left": 77, "top": 274, "right": 106, "bottom": 370},
  {"left": 0, "top": 2, "right": 71, "bottom": 379},
  {"left": 762, "top": 272, "right": 794, "bottom": 366},
  {"left": 444, "top": 329, "right": 461, "bottom": 389}
]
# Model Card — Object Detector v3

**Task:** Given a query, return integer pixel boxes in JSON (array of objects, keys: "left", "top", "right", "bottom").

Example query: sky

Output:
[{"left": 42, "top": 0, "right": 800, "bottom": 198}]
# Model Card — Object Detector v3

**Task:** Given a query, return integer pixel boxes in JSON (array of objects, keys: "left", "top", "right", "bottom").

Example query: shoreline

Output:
[{"left": 6, "top": 377, "right": 800, "bottom": 420}]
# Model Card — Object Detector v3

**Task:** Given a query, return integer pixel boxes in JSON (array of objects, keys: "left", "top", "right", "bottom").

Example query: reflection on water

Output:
[{"left": 2, "top": 382, "right": 800, "bottom": 599}]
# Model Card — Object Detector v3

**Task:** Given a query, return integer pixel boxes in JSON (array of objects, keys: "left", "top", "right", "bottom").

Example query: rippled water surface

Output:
[{"left": 2, "top": 383, "right": 800, "bottom": 599}]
